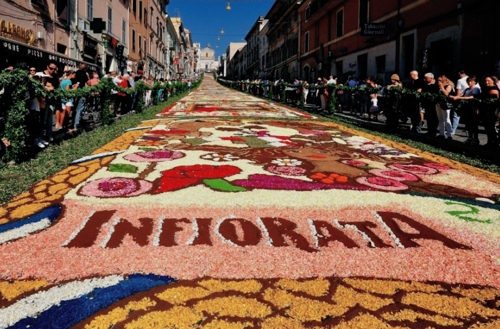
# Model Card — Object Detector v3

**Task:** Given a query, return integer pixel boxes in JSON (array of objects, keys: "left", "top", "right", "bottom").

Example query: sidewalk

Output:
[{"left": 302, "top": 103, "right": 500, "bottom": 165}]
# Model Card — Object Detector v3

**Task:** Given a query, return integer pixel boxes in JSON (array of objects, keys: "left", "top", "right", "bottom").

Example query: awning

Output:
[{"left": 0, "top": 37, "right": 99, "bottom": 71}]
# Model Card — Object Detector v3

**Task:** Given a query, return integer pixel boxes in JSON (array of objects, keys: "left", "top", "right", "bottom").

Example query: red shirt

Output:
[{"left": 117, "top": 78, "right": 128, "bottom": 97}]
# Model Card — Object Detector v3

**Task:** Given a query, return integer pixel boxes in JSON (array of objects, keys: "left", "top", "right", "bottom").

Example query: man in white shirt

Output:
[{"left": 327, "top": 75, "right": 336, "bottom": 85}]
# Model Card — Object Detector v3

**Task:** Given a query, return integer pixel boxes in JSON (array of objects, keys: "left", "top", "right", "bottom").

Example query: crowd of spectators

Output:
[
  {"left": 239, "top": 69, "right": 500, "bottom": 148},
  {"left": 0, "top": 59, "right": 190, "bottom": 161}
]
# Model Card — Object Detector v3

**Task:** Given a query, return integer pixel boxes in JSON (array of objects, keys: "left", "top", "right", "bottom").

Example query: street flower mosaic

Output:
[
  {"left": 1, "top": 78, "right": 500, "bottom": 328},
  {"left": 156, "top": 101, "right": 316, "bottom": 119}
]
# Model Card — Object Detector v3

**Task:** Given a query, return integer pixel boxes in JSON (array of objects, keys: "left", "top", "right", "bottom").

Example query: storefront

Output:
[
  {"left": 82, "top": 33, "right": 103, "bottom": 70},
  {"left": 0, "top": 37, "right": 99, "bottom": 73}
]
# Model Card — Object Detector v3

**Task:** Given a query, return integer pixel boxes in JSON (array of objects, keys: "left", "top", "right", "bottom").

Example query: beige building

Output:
[
  {"left": 0, "top": 0, "right": 85, "bottom": 71},
  {"left": 146, "top": 0, "right": 166, "bottom": 78},
  {"left": 76, "top": 0, "right": 129, "bottom": 74},
  {"left": 199, "top": 44, "right": 218, "bottom": 72}
]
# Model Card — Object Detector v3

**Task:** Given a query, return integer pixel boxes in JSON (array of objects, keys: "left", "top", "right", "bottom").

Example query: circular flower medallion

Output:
[
  {"left": 266, "top": 165, "right": 306, "bottom": 176},
  {"left": 124, "top": 150, "right": 185, "bottom": 162},
  {"left": 388, "top": 164, "right": 438, "bottom": 175},
  {"left": 356, "top": 176, "right": 409, "bottom": 191},
  {"left": 369, "top": 169, "right": 419, "bottom": 182},
  {"left": 79, "top": 178, "right": 152, "bottom": 198}
]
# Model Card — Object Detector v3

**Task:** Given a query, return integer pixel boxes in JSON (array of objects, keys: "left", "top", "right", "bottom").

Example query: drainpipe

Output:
[
  {"left": 74, "top": 0, "right": 78, "bottom": 60},
  {"left": 395, "top": 0, "right": 402, "bottom": 76}
]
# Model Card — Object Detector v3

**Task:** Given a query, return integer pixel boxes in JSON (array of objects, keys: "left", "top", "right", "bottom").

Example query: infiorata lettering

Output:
[{"left": 63, "top": 210, "right": 472, "bottom": 252}]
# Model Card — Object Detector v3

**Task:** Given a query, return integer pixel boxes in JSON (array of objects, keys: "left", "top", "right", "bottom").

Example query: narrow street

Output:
[{"left": 1, "top": 76, "right": 500, "bottom": 328}]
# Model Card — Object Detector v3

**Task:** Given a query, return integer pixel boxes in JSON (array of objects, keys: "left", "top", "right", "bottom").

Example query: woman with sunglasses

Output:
[
  {"left": 41, "top": 60, "right": 60, "bottom": 142},
  {"left": 29, "top": 67, "right": 36, "bottom": 78}
]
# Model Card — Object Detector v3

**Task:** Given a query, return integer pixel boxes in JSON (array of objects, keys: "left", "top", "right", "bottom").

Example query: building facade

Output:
[
  {"left": 224, "top": 42, "right": 246, "bottom": 79},
  {"left": 258, "top": 18, "right": 269, "bottom": 79},
  {"left": 245, "top": 15, "right": 268, "bottom": 79},
  {"left": 265, "top": 0, "right": 301, "bottom": 81},
  {"left": 75, "top": 0, "right": 129, "bottom": 74},
  {"left": 223, "top": 0, "right": 499, "bottom": 84},
  {"left": 165, "top": 15, "right": 179, "bottom": 79},
  {"left": 0, "top": 0, "right": 92, "bottom": 71},
  {"left": 298, "top": 0, "right": 500, "bottom": 84},
  {"left": 128, "top": 0, "right": 149, "bottom": 75},
  {"left": 199, "top": 44, "right": 218, "bottom": 72}
]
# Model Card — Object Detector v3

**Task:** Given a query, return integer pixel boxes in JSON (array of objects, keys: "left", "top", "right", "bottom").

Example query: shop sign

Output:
[
  {"left": 361, "top": 23, "right": 387, "bottom": 36},
  {"left": 0, "top": 20, "right": 36, "bottom": 45},
  {"left": 1, "top": 37, "right": 92, "bottom": 69}
]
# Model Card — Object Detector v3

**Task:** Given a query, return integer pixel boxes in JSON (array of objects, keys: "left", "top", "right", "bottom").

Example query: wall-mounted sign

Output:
[
  {"left": 110, "top": 37, "right": 118, "bottom": 49},
  {"left": 0, "top": 20, "right": 35, "bottom": 45},
  {"left": 1, "top": 37, "right": 98, "bottom": 70},
  {"left": 361, "top": 23, "right": 387, "bottom": 36}
]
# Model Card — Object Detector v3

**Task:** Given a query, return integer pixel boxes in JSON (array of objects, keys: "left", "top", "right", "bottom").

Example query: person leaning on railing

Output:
[{"left": 449, "top": 75, "right": 481, "bottom": 146}]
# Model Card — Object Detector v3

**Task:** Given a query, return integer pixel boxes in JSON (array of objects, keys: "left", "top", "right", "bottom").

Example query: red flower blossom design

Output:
[{"left": 152, "top": 165, "right": 241, "bottom": 193}]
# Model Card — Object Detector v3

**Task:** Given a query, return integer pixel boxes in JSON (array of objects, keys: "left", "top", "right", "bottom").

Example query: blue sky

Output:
[{"left": 168, "top": 0, "right": 274, "bottom": 58}]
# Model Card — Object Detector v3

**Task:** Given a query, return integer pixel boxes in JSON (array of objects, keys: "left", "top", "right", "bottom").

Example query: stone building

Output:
[
  {"left": 0, "top": 0, "right": 96, "bottom": 71},
  {"left": 199, "top": 44, "right": 219, "bottom": 72}
]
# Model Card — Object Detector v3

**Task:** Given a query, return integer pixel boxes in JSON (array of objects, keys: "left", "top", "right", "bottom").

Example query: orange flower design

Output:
[{"left": 310, "top": 173, "right": 349, "bottom": 184}]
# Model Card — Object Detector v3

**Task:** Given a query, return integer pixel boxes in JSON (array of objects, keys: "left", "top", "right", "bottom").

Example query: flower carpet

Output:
[{"left": 1, "top": 76, "right": 500, "bottom": 328}]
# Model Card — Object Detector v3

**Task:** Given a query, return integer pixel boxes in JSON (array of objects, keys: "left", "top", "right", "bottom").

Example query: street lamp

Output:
[
  {"left": 226, "top": 2, "right": 231, "bottom": 10},
  {"left": 220, "top": 28, "right": 225, "bottom": 34}
]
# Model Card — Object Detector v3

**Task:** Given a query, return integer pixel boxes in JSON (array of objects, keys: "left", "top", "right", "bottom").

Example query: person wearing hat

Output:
[{"left": 388, "top": 74, "right": 402, "bottom": 88}]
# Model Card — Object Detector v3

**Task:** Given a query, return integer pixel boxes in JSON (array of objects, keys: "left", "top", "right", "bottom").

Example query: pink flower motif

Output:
[
  {"left": 388, "top": 164, "right": 438, "bottom": 175},
  {"left": 124, "top": 150, "right": 185, "bottom": 162},
  {"left": 342, "top": 160, "right": 368, "bottom": 167},
  {"left": 423, "top": 162, "right": 451, "bottom": 170},
  {"left": 266, "top": 165, "right": 306, "bottom": 176},
  {"left": 356, "top": 176, "right": 409, "bottom": 191},
  {"left": 79, "top": 178, "right": 152, "bottom": 198},
  {"left": 369, "top": 169, "right": 419, "bottom": 182}
]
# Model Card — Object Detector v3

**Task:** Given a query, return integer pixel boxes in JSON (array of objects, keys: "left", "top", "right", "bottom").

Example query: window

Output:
[
  {"left": 107, "top": 7, "right": 112, "bottom": 33},
  {"left": 150, "top": 7, "right": 153, "bottom": 29},
  {"left": 139, "top": 35, "right": 142, "bottom": 54},
  {"left": 305, "top": 5, "right": 311, "bottom": 20},
  {"left": 144, "top": 39, "right": 147, "bottom": 56},
  {"left": 32, "top": 0, "right": 48, "bottom": 13},
  {"left": 122, "top": 19, "right": 126, "bottom": 43},
  {"left": 304, "top": 32, "right": 309, "bottom": 53},
  {"left": 376, "top": 55, "right": 386, "bottom": 74},
  {"left": 144, "top": 9, "right": 147, "bottom": 27},
  {"left": 132, "top": 29, "right": 136, "bottom": 52},
  {"left": 335, "top": 60, "right": 343, "bottom": 77},
  {"left": 139, "top": 1, "right": 142, "bottom": 22},
  {"left": 87, "top": 0, "right": 93, "bottom": 20},
  {"left": 57, "top": 43, "right": 66, "bottom": 54},
  {"left": 359, "top": 0, "right": 369, "bottom": 27},
  {"left": 132, "top": 0, "right": 136, "bottom": 15},
  {"left": 336, "top": 9, "right": 344, "bottom": 38},
  {"left": 56, "top": 0, "right": 69, "bottom": 22}
]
